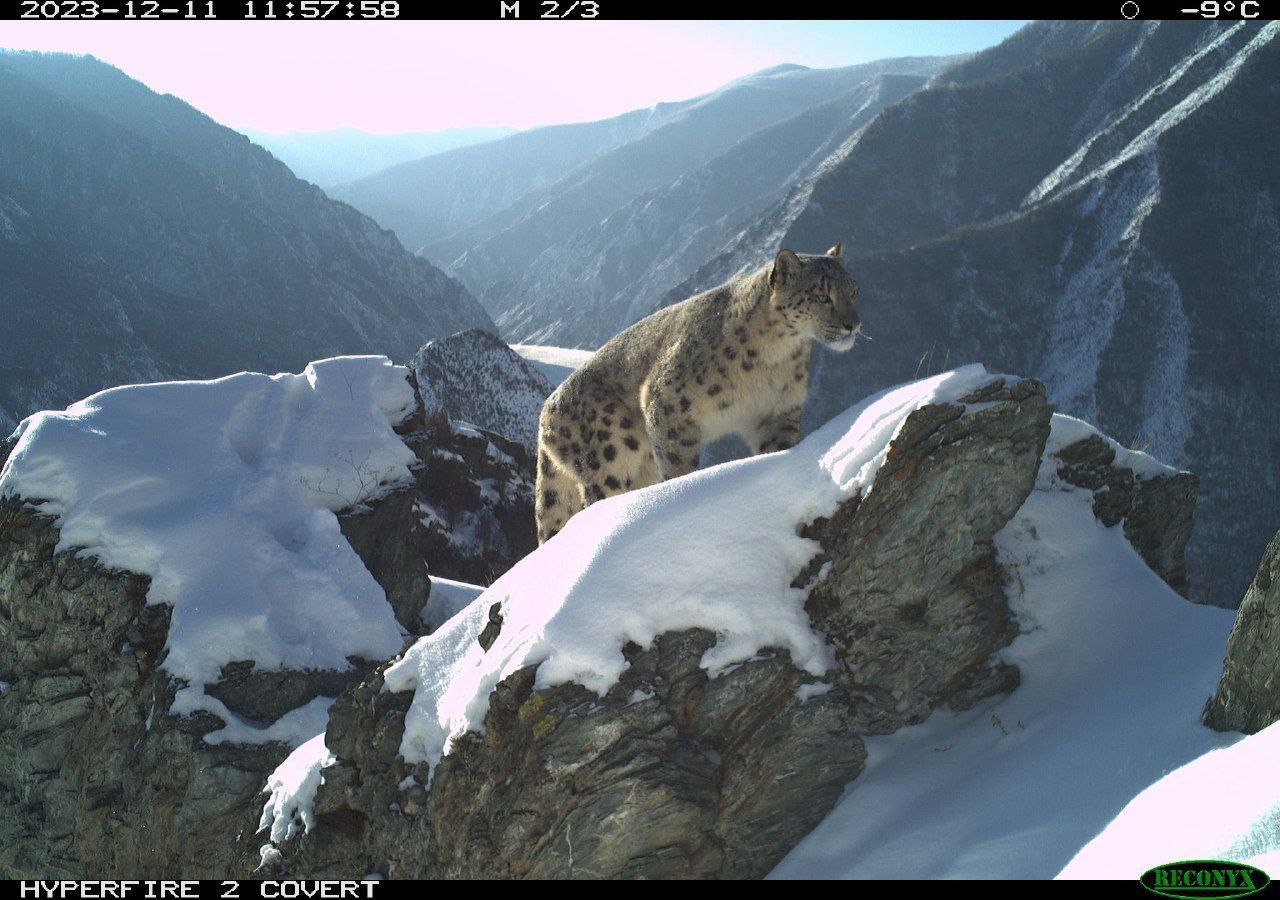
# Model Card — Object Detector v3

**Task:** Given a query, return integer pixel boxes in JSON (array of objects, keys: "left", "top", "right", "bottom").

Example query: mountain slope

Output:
[
  {"left": 330, "top": 98, "right": 690, "bottom": 257},
  {"left": 334, "top": 59, "right": 954, "bottom": 347},
  {"left": 0, "top": 51, "right": 493, "bottom": 430},
  {"left": 496, "top": 69, "right": 942, "bottom": 346},
  {"left": 672, "top": 21, "right": 1280, "bottom": 604},
  {"left": 240, "top": 125, "right": 517, "bottom": 187}
]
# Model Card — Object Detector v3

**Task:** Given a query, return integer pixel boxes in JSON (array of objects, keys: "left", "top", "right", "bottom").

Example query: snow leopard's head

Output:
[{"left": 768, "top": 244, "right": 861, "bottom": 352}]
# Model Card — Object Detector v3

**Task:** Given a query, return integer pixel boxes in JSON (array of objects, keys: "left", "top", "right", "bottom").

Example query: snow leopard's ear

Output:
[
  {"left": 770, "top": 249, "right": 801, "bottom": 287},
  {"left": 826, "top": 243, "right": 843, "bottom": 259}
]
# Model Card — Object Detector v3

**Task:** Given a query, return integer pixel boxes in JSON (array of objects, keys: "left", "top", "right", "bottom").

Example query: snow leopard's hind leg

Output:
[{"left": 536, "top": 449, "right": 586, "bottom": 544}]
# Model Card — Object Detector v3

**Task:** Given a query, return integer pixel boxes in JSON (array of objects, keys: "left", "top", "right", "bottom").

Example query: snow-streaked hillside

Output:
[
  {"left": 675, "top": 20, "right": 1280, "bottom": 606},
  {"left": 0, "top": 52, "right": 493, "bottom": 433}
]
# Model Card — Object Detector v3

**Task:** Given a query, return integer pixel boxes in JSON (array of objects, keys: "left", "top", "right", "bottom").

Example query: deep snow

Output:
[
  {"left": 1061, "top": 721, "right": 1280, "bottom": 876},
  {"left": 0, "top": 356, "right": 416, "bottom": 744}
]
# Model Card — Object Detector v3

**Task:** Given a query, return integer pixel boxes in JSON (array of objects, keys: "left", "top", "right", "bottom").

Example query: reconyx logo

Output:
[{"left": 1141, "top": 860, "right": 1271, "bottom": 900}]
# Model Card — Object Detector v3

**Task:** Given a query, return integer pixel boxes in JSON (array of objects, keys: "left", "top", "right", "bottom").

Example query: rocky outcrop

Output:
[
  {"left": 1052, "top": 434, "right": 1198, "bottom": 597},
  {"left": 408, "top": 330, "right": 552, "bottom": 454},
  {"left": 253, "top": 378, "right": 1055, "bottom": 879},
  {"left": 0, "top": 450, "right": 281, "bottom": 877},
  {"left": 0, "top": 386, "right": 533, "bottom": 877},
  {"left": 1204, "top": 531, "right": 1280, "bottom": 734},
  {"left": 381, "top": 417, "right": 535, "bottom": 590},
  {"left": 1, "top": 373, "right": 1205, "bottom": 879}
]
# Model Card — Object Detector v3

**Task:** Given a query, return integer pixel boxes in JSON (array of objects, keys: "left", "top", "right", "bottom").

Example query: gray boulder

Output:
[
  {"left": 1204, "top": 531, "right": 1280, "bottom": 734},
  {"left": 408, "top": 329, "right": 553, "bottom": 453},
  {"left": 1052, "top": 433, "right": 1198, "bottom": 597}
]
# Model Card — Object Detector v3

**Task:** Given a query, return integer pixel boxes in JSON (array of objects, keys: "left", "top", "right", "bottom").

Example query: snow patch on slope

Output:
[
  {"left": 1061, "top": 722, "right": 1280, "bottom": 878},
  {"left": 510, "top": 344, "right": 595, "bottom": 388},
  {"left": 1040, "top": 157, "right": 1161, "bottom": 423},
  {"left": 0, "top": 356, "right": 415, "bottom": 744}
]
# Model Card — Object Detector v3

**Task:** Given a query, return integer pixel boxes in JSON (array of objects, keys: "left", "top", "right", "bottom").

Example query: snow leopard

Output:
[{"left": 535, "top": 244, "right": 861, "bottom": 543}]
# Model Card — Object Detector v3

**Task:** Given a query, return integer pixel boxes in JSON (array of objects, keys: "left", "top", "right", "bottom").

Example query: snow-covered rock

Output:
[
  {"left": 0, "top": 356, "right": 533, "bottom": 877},
  {"left": 409, "top": 330, "right": 553, "bottom": 452},
  {"left": 0, "top": 359, "right": 1241, "bottom": 880}
]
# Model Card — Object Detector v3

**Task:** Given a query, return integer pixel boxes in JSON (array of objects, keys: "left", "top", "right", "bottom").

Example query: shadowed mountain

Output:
[{"left": 0, "top": 51, "right": 493, "bottom": 430}]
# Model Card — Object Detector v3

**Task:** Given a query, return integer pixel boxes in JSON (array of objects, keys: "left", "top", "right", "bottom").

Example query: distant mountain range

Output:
[
  {"left": 0, "top": 51, "right": 492, "bottom": 431},
  {"left": 332, "top": 58, "right": 957, "bottom": 344},
  {"left": 241, "top": 125, "right": 517, "bottom": 187},
  {"left": 3, "top": 22, "right": 1274, "bottom": 606}
]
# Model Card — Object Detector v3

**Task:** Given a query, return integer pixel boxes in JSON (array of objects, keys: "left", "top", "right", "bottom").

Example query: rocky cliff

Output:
[
  {"left": 408, "top": 330, "right": 553, "bottom": 454},
  {"left": 0, "top": 362, "right": 533, "bottom": 877}
]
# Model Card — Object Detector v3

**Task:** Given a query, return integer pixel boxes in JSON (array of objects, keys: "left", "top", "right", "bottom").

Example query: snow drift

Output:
[{"left": 0, "top": 356, "right": 416, "bottom": 744}]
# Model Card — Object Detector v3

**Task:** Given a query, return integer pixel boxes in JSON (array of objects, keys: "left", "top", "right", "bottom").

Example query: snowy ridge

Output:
[
  {"left": 256, "top": 365, "right": 1007, "bottom": 844},
  {"left": 1061, "top": 722, "right": 1280, "bottom": 876},
  {"left": 0, "top": 356, "right": 416, "bottom": 745},
  {"left": 509, "top": 344, "right": 594, "bottom": 387},
  {"left": 370, "top": 366, "right": 1001, "bottom": 778}
]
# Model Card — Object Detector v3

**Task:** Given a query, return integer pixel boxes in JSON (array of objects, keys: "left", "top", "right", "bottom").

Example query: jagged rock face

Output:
[
  {"left": 255, "top": 379, "right": 1056, "bottom": 879},
  {"left": 408, "top": 330, "right": 552, "bottom": 453},
  {"left": 800, "top": 379, "right": 1050, "bottom": 733},
  {"left": 1204, "top": 531, "right": 1280, "bottom": 734},
  {"left": 381, "top": 417, "right": 536, "bottom": 589},
  {"left": 0, "top": 480, "right": 283, "bottom": 878},
  {"left": 1052, "top": 434, "right": 1198, "bottom": 597},
  {"left": 0, "top": 404, "right": 533, "bottom": 876}
]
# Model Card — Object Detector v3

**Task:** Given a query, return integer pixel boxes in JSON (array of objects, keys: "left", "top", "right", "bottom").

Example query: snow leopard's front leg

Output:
[
  {"left": 640, "top": 364, "right": 702, "bottom": 481},
  {"left": 753, "top": 404, "right": 802, "bottom": 454}
]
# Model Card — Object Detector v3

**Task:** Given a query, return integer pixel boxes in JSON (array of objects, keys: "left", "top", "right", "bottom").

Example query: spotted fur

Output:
[{"left": 535, "top": 245, "right": 860, "bottom": 543}]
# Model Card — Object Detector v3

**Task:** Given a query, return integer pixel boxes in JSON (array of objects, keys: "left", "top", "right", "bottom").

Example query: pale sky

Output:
[{"left": 1, "top": 20, "right": 1026, "bottom": 134}]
